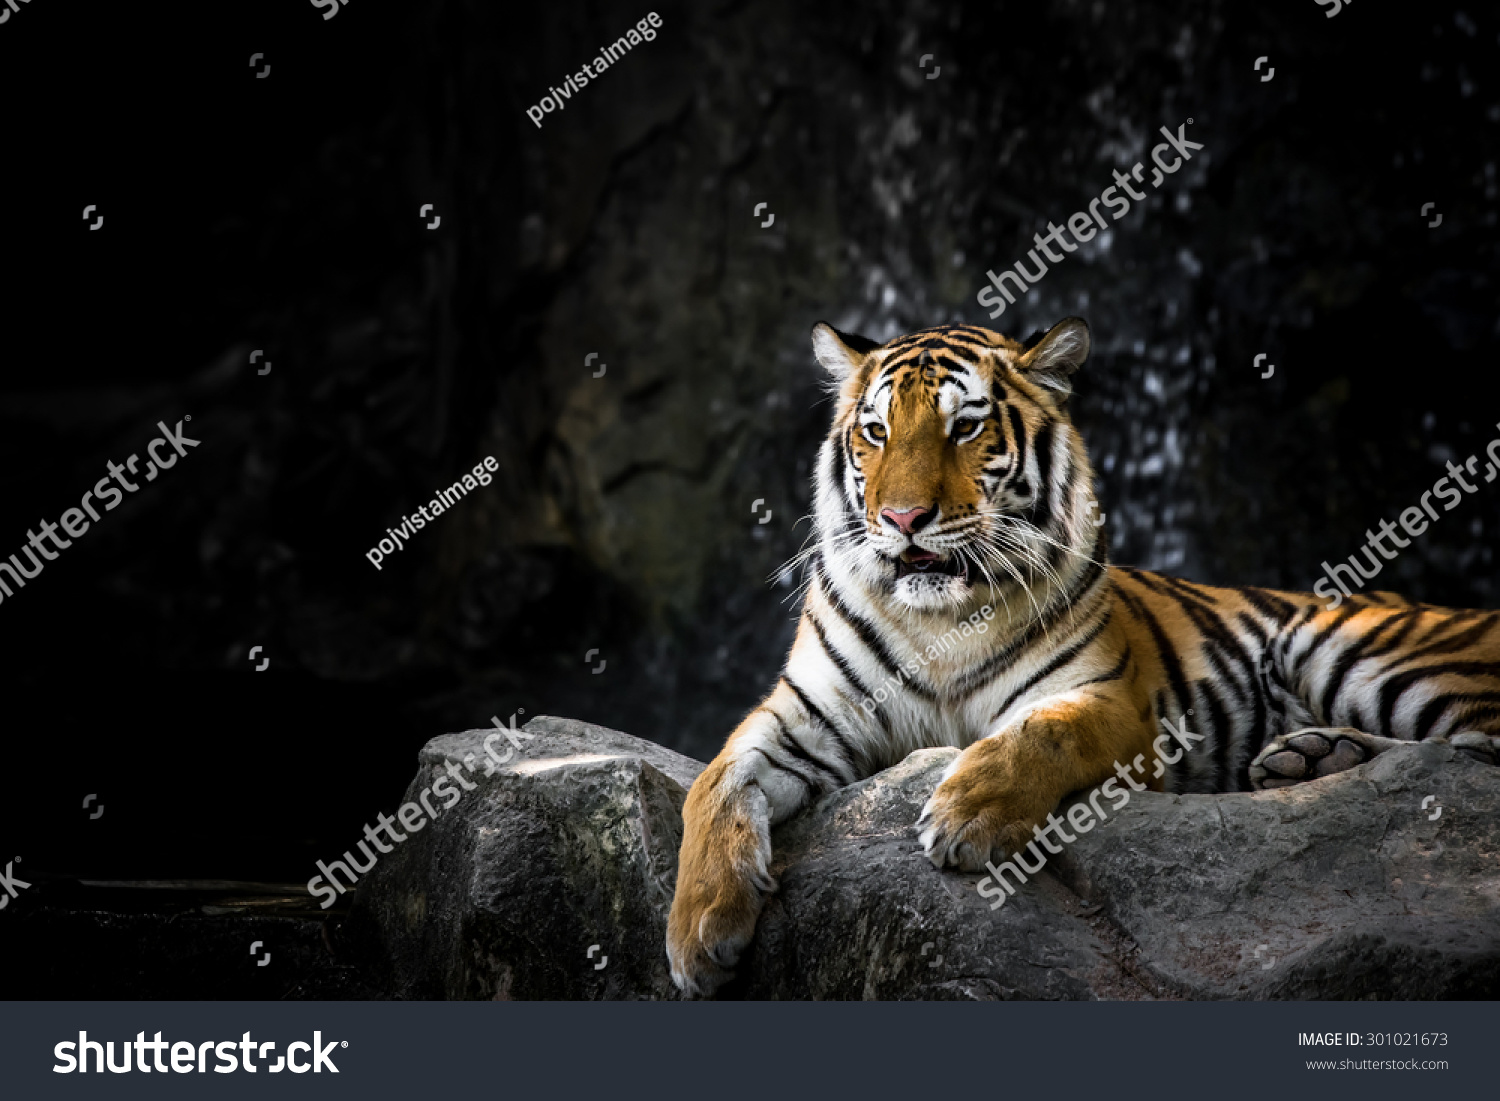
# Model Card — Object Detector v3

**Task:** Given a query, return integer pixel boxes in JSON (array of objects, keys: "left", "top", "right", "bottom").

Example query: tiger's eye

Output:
[
  {"left": 953, "top": 419, "right": 978, "bottom": 437},
  {"left": 866, "top": 424, "right": 887, "bottom": 441}
]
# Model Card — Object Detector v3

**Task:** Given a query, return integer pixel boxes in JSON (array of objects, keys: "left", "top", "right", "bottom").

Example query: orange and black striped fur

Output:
[{"left": 665, "top": 317, "right": 1500, "bottom": 996}]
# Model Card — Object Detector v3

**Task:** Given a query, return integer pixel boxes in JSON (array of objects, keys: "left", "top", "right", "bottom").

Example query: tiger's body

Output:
[{"left": 666, "top": 318, "right": 1500, "bottom": 997}]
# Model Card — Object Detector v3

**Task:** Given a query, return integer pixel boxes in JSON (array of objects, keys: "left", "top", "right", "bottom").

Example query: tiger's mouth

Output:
[{"left": 895, "top": 548, "right": 970, "bottom": 582}]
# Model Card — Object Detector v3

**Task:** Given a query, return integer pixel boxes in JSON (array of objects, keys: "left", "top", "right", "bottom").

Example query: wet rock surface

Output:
[{"left": 350, "top": 717, "right": 1500, "bottom": 999}]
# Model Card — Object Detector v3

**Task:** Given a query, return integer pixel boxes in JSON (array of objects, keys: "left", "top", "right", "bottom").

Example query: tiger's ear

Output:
[
  {"left": 811, "top": 322, "right": 879, "bottom": 382},
  {"left": 1015, "top": 317, "right": 1090, "bottom": 395}
]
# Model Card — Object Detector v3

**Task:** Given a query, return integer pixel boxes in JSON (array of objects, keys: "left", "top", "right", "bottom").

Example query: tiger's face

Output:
[{"left": 811, "top": 318, "right": 1093, "bottom": 613}]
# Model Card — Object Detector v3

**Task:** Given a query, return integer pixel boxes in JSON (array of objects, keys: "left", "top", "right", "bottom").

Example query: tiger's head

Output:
[{"left": 809, "top": 317, "right": 1099, "bottom": 615}]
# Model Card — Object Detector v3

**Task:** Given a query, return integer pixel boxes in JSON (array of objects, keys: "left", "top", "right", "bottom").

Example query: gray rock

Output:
[
  {"left": 349, "top": 718, "right": 1500, "bottom": 999},
  {"left": 1054, "top": 739, "right": 1500, "bottom": 999},
  {"left": 1450, "top": 732, "right": 1498, "bottom": 765},
  {"left": 346, "top": 715, "right": 704, "bottom": 999},
  {"left": 739, "top": 748, "right": 1162, "bottom": 1000}
]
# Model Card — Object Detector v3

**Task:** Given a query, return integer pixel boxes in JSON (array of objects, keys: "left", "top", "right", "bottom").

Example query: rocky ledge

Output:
[{"left": 345, "top": 716, "right": 1500, "bottom": 999}]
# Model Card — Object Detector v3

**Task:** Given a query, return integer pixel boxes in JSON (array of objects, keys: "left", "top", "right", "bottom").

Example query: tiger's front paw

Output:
[
  {"left": 666, "top": 863, "right": 771, "bottom": 998},
  {"left": 666, "top": 774, "right": 776, "bottom": 998},
  {"left": 916, "top": 754, "right": 1042, "bottom": 872}
]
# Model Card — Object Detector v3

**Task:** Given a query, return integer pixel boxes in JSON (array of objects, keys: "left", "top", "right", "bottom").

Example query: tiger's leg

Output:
[
  {"left": 666, "top": 677, "right": 861, "bottom": 997},
  {"left": 1250, "top": 727, "right": 1500, "bottom": 789},
  {"left": 918, "top": 684, "right": 1154, "bottom": 871},
  {"left": 1254, "top": 601, "right": 1500, "bottom": 789}
]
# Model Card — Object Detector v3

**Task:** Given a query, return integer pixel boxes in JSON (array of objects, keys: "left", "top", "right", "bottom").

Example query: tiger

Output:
[{"left": 665, "top": 316, "right": 1500, "bottom": 997}]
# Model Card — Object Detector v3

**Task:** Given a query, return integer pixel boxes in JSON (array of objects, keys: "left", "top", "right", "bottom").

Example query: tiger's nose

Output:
[{"left": 879, "top": 506, "right": 935, "bottom": 535}]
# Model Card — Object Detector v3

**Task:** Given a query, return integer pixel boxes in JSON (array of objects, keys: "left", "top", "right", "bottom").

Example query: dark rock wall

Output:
[{"left": 2, "top": 1, "right": 1495, "bottom": 778}]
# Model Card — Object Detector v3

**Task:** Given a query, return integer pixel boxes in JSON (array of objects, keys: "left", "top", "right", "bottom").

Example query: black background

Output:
[{"left": 1, "top": 0, "right": 1496, "bottom": 896}]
